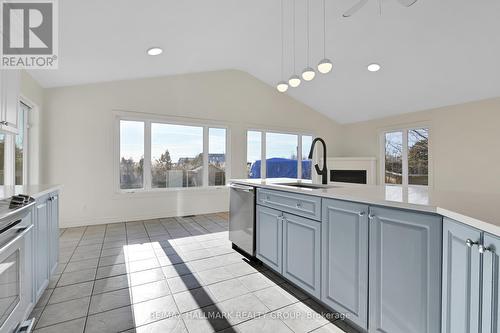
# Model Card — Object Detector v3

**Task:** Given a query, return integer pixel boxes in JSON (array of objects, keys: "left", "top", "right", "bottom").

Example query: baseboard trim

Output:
[{"left": 60, "top": 208, "right": 228, "bottom": 228}]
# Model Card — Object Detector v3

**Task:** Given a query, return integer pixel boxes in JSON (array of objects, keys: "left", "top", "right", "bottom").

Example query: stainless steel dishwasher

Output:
[{"left": 229, "top": 183, "right": 255, "bottom": 257}]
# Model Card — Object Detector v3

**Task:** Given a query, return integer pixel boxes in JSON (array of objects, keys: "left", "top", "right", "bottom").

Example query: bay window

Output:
[{"left": 117, "top": 116, "right": 228, "bottom": 191}]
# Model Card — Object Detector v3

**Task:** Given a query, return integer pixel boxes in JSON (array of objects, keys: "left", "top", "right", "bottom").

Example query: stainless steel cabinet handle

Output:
[
  {"left": 368, "top": 214, "right": 375, "bottom": 219},
  {"left": 296, "top": 202, "right": 302, "bottom": 208},
  {"left": 466, "top": 239, "right": 479, "bottom": 248},
  {"left": 358, "top": 212, "right": 365, "bottom": 217},
  {"left": 479, "top": 244, "right": 494, "bottom": 254}
]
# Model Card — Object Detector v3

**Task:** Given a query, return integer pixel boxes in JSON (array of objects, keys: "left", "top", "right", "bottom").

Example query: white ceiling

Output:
[{"left": 29, "top": 0, "right": 500, "bottom": 123}]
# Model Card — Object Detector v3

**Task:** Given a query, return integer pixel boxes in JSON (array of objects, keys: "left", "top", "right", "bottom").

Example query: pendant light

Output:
[
  {"left": 317, "top": 0, "right": 333, "bottom": 74},
  {"left": 302, "top": 0, "right": 315, "bottom": 81},
  {"left": 276, "top": 0, "right": 289, "bottom": 93},
  {"left": 288, "top": 0, "right": 301, "bottom": 88}
]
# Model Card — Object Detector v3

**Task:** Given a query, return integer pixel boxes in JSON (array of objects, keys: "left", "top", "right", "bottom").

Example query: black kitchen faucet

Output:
[{"left": 308, "top": 137, "right": 328, "bottom": 185}]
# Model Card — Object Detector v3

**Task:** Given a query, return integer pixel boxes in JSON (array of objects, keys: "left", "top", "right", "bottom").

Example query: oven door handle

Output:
[{"left": 0, "top": 225, "right": 33, "bottom": 255}]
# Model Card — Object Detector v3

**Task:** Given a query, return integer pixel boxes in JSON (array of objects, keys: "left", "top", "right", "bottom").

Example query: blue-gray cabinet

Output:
[
  {"left": 282, "top": 212, "right": 321, "bottom": 298},
  {"left": 369, "top": 206, "right": 442, "bottom": 333},
  {"left": 33, "top": 191, "right": 60, "bottom": 303},
  {"left": 441, "top": 217, "right": 481, "bottom": 333},
  {"left": 256, "top": 205, "right": 283, "bottom": 273},
  {"left": 321, "top": 198, "right": 369, "bottom": 330},
  {"left": 34, "top": 194, "right": 50, "bottom": 301},
  {"left": 48, "top": 192, "right": 59, "bottom": 275},
  {"left": 257, "top": 188, "right": 321, "bottom": 221},
  {"left": 481, "top": 233, "right": 500, "bottom": 333}
]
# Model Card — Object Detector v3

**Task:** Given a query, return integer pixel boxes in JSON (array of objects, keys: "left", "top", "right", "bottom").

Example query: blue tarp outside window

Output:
[{"left": 249, "top": 158, "right": 311, "bottom": 179}]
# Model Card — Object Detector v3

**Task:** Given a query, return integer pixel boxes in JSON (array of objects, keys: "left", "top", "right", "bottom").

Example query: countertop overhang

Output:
[
  {"left": 0, "top": 185, "right": 62, "bottom": 200},
  {"left": 230, "top": 178, "right": 500, "bottom": 237}
]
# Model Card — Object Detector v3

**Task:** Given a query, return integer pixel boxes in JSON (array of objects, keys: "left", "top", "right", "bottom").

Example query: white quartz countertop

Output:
[
  {"left": 0, "top": 184, "right": 61, "bottom": 200},
  {"left": 230, "top": 178, "right": 500, "bottom": 237}
]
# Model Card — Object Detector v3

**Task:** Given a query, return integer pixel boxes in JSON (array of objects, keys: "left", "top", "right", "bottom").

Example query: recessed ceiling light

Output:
[
  {"left": 147, "top": 47, "right": 163, "bottom": 56},
  {"left": 367, "top": 63, "right": 381, "bottom": 72}
]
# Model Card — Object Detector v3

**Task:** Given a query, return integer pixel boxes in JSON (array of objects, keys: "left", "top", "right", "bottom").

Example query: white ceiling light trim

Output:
[
  {"left": 146, "top": 47, "right": 163, "bottom": 56},
  {"left": 367, "top": 63, "right": 381, "bottom": 72}
]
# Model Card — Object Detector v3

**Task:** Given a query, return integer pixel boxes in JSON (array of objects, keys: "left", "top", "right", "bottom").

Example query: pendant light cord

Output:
[
  {"left": 323, "top": 0, "right": 326, "bottom": 58},
  {"left": 306, "top": 0, "right": 310, "bottom": 66},
  {"left": 281, "top": 0, "right": 284, "bottom": 80},
  {"left": 293, "top": 0, "right": 296, "bottom": 74}
]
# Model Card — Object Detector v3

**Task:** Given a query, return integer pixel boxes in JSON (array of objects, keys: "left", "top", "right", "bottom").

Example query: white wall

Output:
[
  {"left": 338, "top": 97, "right": 500, "bottom": 193},
  {"left": 42, "top": 70, "right": 343, "bottom": 227}
]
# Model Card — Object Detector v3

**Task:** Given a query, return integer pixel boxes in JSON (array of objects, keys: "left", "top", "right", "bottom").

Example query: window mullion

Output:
[
  {"left": 4, "top": 134, "right": 14, "bottom": 186},
  {"left": 297, "top": 136, "right": 302, "bottom": 179},
  {"left": 203, "top": 127, "right": 209, "bottom": 187},
  {"left": 402, "top": 129, "right": 409, "bottom": 186},
  {"left": 144, "top": 121, "right": 152, "bottom": 190},
  {"left": 261, "top": 132, "right": 266, "bottom": 178}
]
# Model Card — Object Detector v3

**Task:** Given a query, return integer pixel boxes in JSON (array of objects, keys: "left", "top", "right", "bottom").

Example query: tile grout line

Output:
[{"left": 81, "top": 223, "right": 106, "bottom": 333}]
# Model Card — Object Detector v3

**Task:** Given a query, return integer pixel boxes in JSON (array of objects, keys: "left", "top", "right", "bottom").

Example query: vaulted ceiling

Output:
[{"left": 29, "top": 0, "right": 500, "bottom": 123}]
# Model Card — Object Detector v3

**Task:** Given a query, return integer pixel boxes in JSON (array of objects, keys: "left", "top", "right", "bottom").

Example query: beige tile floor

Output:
[{"left": 30, "top": 213, "right": 358, "bottom": 333}]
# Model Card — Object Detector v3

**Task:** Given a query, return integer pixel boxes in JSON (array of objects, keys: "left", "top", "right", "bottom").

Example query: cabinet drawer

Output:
[{"left": 257, "top": 188, "right": 321, "bottom": 221}]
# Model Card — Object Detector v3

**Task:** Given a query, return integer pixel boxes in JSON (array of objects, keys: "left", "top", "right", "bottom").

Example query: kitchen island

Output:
[{"left": 230, "top": 178, "right": 500, "bottom": 333}]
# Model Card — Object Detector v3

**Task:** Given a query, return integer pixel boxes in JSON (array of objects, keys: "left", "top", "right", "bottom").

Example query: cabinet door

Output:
[
  {"left": 256, "top": 205, "right": 282, "bottom": 273},
  {"left": 48, "top": 193, "right": 59, "bottom": 275},
  {"left": 369, "top": 207, "right": 442, "bottom": 333},
  {"left": 481, "top": 233, "right": 500, "bottom": 333},
  {"left": 283, "top": 212, "right": 321, "bottom": 298},
  {"left": 34, "top": 197, "right": 50, "bottom": 300},
  {"left": 0, "top": 69, "right": 20, "bottom": 133},
  {"left": 321, "top": 198, "right": 368, "bottom": 330},
  {"left": 441, "top": 218, "right": 481, "bottom": 333}
]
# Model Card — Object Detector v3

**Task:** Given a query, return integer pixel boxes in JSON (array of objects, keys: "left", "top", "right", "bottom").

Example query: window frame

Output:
[
  {"left": 114, "top": 112, "right": 230, "bottom": 194},
  {"left": 245, "top": 128, "right": 316, "bottom": 181},
  {"left": 16, "top": 100, "right": 30, "bottom": 186},
  {"left": 379, "top": 123, "right": 432, "bottom": 187}
]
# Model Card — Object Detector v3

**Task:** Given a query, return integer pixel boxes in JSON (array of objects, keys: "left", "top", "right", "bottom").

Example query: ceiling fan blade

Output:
[
  {"left": 343, "top": 0, "right": 369, "bottom": 17},
  {"left": 397, "top": 0, "right": 417, "bottom": 7}
]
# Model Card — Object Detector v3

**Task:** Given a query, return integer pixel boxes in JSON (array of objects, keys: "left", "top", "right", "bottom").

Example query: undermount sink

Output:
[{"left": 280, "top": 182, "right": 339, "bottom": 189}]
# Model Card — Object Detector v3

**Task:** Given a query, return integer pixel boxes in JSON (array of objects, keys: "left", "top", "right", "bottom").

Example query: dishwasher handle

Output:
[{"left": 229, "top": 183, "right": 254, "bottom": 193}]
